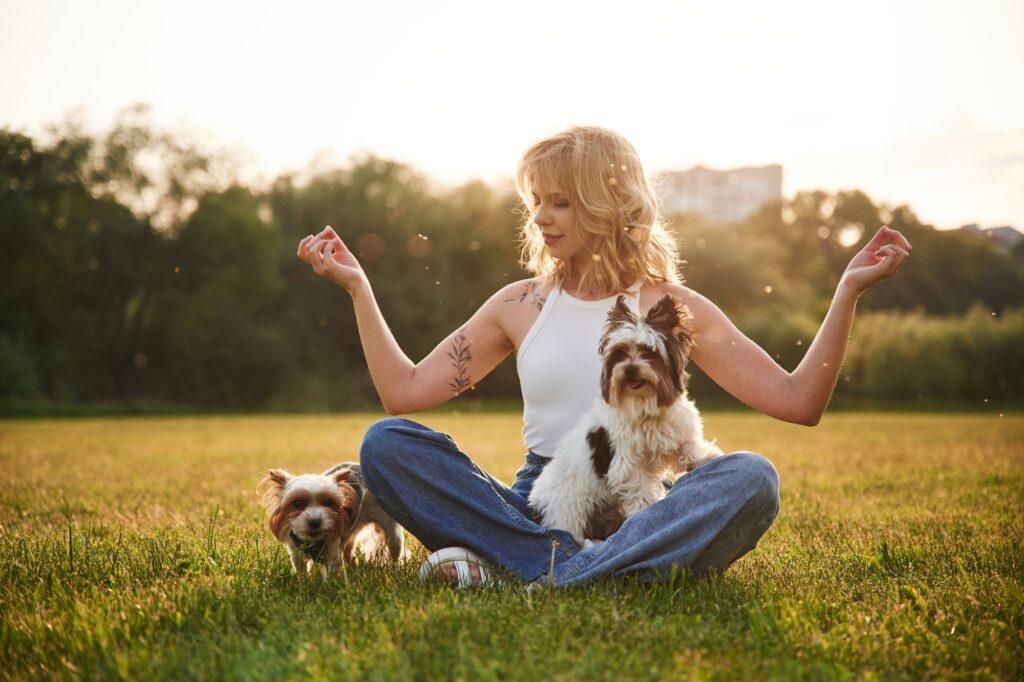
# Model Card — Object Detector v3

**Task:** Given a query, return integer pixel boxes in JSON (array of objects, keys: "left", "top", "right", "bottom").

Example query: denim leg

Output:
[
  {"left": 359, "top": 417, "right": 579, "bottom": 582},
  {"left": 550, "top": 452, "right": 780, "bottom": 586}
]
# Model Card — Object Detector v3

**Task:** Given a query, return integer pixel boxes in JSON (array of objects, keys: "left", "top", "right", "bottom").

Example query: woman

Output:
[{"left": 297, "top": 126, "right": 911, "bottom": 587}]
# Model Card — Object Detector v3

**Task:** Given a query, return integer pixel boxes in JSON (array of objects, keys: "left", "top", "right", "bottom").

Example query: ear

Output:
[
  {"left": 599, "top": 295, "right": 636, "bottom": 356},
  {"left": 331, "top": 466, "right": 363, "bottom": 501},
  {"left": 330, "top": 467, "right": 362, "bottom": 522},
  {"left": 331, "top": 466, "right": 356, "bottom": 488},
  {"left": 607, "top": 295, "right": 635, "bottom": 326},
  {"left": 257, "top": 468, "right": 291, "bottom": 510},
  {"left": 257, "top": 469, "right": 293, "bottom": 541},
  {"left": 644, "top": 294, "right": 682, "bottom": 333},
  {"left": 645, "top": 295, "right": 695, "bottom": 356}
]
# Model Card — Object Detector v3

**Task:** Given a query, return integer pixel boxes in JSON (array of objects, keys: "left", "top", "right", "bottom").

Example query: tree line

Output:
[{"left": 2, "top": 108, "right": 1021, "bottom": 413}]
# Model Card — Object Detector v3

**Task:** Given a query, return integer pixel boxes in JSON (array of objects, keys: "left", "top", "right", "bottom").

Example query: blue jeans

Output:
[{"left": 360, "top": 417, "right": 780, "bottom": 586}]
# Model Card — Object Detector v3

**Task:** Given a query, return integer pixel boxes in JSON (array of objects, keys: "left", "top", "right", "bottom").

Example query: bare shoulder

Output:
[
  {"left": 652, "top": 281, "right": 747, "bottom": 364},
  {"left": 647, "top": 281, "right": 709, "bottom": 312},
  {"left": 488, "top": 276, "right": 555, "bottom": 352},
  {"left": 493, "top": 276, "right": 554, "bottom": 311},
  {"left": 648, "top": 281, "right": 718, "bottom": 334}
]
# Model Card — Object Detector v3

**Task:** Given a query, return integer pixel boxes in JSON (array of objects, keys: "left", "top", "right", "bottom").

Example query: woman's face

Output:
[{"left": 531, "top": 182, "right": 586, "bottom": 264}]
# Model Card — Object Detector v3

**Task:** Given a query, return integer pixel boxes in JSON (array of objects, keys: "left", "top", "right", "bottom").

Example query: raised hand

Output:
[
  {"left": 840, "top": 226, "right": 912, "bottom": 295},
  {"left": 297, "top": 226, "right": 367, "bottom": 293}
]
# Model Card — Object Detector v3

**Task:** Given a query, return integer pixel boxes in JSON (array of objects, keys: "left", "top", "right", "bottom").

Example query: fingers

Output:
[
  {"left": 297, "top": 226, "right": 337, "bottom": 261},
  {"left": 310, "top": 242, "right": 325, "bottom": 274},
  {"left": 306, "top": 237, "right": 326, "bottom": 263},
  {"left": 867, "top": 225, "right": 913, "bottom": 252},
  {"left": 875, "top": 244, "right": 909, "bottom": 273},
  {"left": 875, "top": 244, "right": 909, "bottom": 260},
  {"left": 882, "top": 226, "right": 912, "bottom": 251}
]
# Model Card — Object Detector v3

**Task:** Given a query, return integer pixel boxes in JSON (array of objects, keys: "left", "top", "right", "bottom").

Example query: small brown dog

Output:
[{"left": 258, "top": 462, "right": 404, "bottom": 579}]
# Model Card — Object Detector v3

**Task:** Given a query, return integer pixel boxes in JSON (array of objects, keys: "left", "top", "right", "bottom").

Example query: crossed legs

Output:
[{"left": 359, "top": 417, "right": 779, "bottom": 585}]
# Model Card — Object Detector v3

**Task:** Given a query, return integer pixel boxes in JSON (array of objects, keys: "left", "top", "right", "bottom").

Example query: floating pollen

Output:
[{"left": 764, "top": 285, "right": 773, "bottom": 294}]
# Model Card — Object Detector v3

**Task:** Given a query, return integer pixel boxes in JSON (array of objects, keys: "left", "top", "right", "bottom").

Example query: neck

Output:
[{"left": 561, "top": 272, "right": 638, "bottom": 300}]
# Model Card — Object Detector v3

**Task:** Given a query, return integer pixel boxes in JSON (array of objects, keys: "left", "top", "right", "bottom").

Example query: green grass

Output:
[{"left": 1, "top": 411, "right": 1021, "bottom": 679}]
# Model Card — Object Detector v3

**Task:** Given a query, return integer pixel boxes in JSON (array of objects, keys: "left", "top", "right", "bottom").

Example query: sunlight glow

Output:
[{"left": 1, "top": 0, "right": 1022, "bottom": 228}]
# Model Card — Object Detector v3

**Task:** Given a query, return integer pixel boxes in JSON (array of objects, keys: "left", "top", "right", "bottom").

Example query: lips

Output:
[
  {"left": 627, "top": 379, "right": 646, "bottom": 390},
  {"left": 543, "top": 234, "right": 563, "bottom": 246}
]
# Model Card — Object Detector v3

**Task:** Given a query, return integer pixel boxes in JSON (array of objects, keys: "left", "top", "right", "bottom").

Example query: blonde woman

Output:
[{"left": 297, "top": 126, "right": 911, "bottom": 587}]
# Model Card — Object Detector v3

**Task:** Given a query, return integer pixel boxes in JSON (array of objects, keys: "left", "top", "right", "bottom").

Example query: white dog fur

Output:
[{"left": 528, "top": 294, "right": 723, "bottom": 545}]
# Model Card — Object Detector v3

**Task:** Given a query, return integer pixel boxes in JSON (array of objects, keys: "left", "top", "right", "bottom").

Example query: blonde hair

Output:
[{"left": 513, "top": 125, "right": 683, "bottom": 295}]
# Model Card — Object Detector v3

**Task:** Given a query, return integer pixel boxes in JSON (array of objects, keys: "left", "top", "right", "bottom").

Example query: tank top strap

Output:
[
  {"left": 626, "top": 278, "right": 642, "bottom": 310},
  {"left": 516, "top": 280, "right": 559, "bottom": 362}
]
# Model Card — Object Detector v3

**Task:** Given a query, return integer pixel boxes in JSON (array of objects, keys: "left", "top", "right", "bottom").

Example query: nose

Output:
[
  {"left": 533, "top": 207, "right": 551, "bottom": 229},
  {"left": 307, "top": 517, "right": 322, "bottom": 530},
  {"left": 624, "top": 365, "right": 639, "bottom": 379}
]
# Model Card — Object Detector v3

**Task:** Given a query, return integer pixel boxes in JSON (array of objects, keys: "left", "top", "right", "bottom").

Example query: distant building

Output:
[
  {"left": 955, "top": 224, "right": 1023, "bottom": 252},
  {"left": 659, "top": 164, "right": 783, "bottom": 223}
]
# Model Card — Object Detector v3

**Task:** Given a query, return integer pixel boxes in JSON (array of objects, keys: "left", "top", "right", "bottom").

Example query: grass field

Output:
[{"left": 1, "top": 411, "right": 1021, "bottom": 679}]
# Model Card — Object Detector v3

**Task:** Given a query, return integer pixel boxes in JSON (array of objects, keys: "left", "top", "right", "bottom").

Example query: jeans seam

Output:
[{"left": 484, "top": 473, "right": 540, "bottom": 532}]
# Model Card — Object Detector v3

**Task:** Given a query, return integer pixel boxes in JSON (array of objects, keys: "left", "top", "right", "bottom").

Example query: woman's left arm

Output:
[{"left": 668, "top": 226, "right": 912, "bottom": 426}]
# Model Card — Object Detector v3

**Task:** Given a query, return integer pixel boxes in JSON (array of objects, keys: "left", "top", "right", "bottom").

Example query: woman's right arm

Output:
[{"left": 299, "top": 226, "right": 514, "bottom": 415}]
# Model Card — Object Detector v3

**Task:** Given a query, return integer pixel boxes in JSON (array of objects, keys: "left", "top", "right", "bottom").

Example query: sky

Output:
[{"left": 2, "top": 0, "right": 1023, "bottom": 230}]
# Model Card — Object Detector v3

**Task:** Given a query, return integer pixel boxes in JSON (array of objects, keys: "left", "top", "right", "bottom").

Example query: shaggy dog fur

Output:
[
  {"left": 528, "top": 294, "right": 723, "bottom": 545},
  {"left": 258, "top": 462, "right": 404, "bottom": 578}
]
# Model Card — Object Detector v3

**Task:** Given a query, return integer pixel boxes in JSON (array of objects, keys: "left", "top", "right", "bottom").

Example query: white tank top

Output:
[{"left": 516, "top": 279, "right": 643, "bottom": 458}]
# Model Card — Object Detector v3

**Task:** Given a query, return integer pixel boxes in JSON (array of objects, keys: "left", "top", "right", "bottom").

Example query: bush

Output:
[
  {"left": 841, "top": 305, "right": 1024, "bottom": 402},
  {"left": 0, "top": 335, "right": 41, "bottom": 399}
]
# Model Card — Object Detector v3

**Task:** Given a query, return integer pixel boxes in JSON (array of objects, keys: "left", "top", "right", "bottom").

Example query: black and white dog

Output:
[{"left": 528, "top": 294, "right": 723, "bottom": 545}]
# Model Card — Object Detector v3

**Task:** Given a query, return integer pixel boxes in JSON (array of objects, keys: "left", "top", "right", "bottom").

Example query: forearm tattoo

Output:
[
  {"left": 503, "top": 281, "right": 546, "bottom": 311},
  {"left": 448, "top": 330, "right": 473, "bottom": 395}
]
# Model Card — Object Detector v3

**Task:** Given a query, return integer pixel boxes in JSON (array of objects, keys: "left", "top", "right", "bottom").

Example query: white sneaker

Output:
[{"left": 418, "top": 547, "right": 498, "bottom": 588}]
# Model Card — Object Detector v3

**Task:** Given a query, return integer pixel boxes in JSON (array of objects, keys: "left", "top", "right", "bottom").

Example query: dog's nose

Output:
[
  {"left": 624, "top": 366, "right": 639, "bottom": 379},
  {"left": 307, "top": 517, "right": 322, "bottom": 529}
]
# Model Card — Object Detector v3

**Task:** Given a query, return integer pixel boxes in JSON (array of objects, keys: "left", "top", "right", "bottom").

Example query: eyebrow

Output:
[{"left": 531, "top": 190, "right": 566, "bottom": 198}]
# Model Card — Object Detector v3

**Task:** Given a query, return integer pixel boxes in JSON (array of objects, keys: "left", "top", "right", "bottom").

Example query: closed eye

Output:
[{"left": 532, "top": 196, "right": 569, "bottom": 208}]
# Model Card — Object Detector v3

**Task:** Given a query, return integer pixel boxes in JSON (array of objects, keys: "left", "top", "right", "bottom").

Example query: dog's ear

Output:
[
  {"left": 329, "top": 467, "right": 362, "bottom": 524},
  {"left": 331, "top": 466, "right": 356, "bottom": 488},
  {"left": 644, "top": 294, "right": 682, "bottom": 332},
  {"left": 646, "top": 295, "right": 696, "bottom": 395},
  {"left": 646, "top": 295, "right": 695, "bottom": 357},
  {"left": 607, "top": 295, "right": 635, "bottom": 325},
  {"left": 599, "top": 295, "right": 635, "bottom": 357},
  {"left": 257, "top": 469, "right": 293, "bottom": 541},
  {"left": 257, "top": 469, "right": 291, "bottom": 509},
  {"left": 331, "top": 466, "right": 362, "bottom": 501}
]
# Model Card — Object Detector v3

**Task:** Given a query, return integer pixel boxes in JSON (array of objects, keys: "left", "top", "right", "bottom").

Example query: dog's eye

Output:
[
  {"left": 291, "top": 499, "right": 306, "bottom": 509},
  {"left": 322, "top": 499, "right": 336, "bottom": 508}
]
